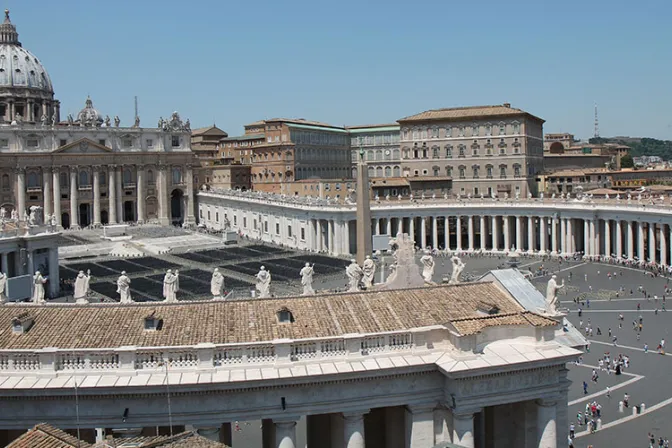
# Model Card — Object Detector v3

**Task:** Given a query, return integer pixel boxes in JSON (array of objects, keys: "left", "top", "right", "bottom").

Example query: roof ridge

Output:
[{"left": 33, "top": 423, "right": 91, "bottom": 447}]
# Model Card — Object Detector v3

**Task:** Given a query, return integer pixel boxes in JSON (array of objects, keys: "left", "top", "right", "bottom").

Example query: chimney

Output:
[
  {"left": 503, "top": 103, "right": 511, "bottom": 108},
  {"left": 11, "top": 312, "right": 34, "bottom": 334}
]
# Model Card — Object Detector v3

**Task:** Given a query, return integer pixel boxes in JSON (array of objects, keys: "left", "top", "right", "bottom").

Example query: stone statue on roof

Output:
[
  {"left": 104, "top": 115, "right": 111, "bottom": 127},
  {"left": 117, "top": 271, "right": 132, "bottom": 303},
  {"left": 73, "top": 270, "right": 91, "bottom": 304},
  {"left": 163, "top": 269, "right": 179, "bottom": 303},
  {"left": 362, "top": 256, "right": 376, "bottom": 289},
  {"left": 448, "top": 255, "right": 465, "bottom": 285},
  {"left": 211, "top": 268, "right": 224, "bottom": 300},
  {"left": 114, "top": 116, "right": 120, "bottom": 127},
  {"left": 420, "top": 251, "right": 435, "bottom": 284},
  {"left": 300, "top": 263, "right": 315, "bottom": 296},
  {"left": 40, "top": 113, "right": 48, "bottom": 126},
  {"left": 32, "top": 271, "right": 47, "bottom": 304},
  {"left": 346, "top": 259, "right": 364, "bottom": 292},
  {"left": 545, "top": 275, "right": 565, "bottom": 315},
  {"left": 0, "top": 271, "right": 6, "bottom": 304},
  {"left": 256, "top": 266, "right": 271, "bottom": 298}
]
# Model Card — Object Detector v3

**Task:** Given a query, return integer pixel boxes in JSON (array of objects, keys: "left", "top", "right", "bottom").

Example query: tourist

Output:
[
  {"left": 583, "top": 381, "right": 588, "bottom": 395},
  {"left": 569, "top": 423, "right": 575, "bottom": 438},
  {"left": 624, "top": 393, "right": 630, "bottom": 408}
]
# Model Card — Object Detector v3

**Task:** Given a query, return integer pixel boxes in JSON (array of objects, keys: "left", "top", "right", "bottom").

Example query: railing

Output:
[{"left": 0, "top": 330, "right": 427, "bottom": 376}]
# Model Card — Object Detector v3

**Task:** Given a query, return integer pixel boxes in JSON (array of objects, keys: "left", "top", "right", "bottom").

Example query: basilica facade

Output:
[{"left": 0, "top": 11, "right": 195, "bottom": 228}]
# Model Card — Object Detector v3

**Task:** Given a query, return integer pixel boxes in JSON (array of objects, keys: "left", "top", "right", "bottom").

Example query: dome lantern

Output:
[{"left": 0, "top": 10, "right": 20, "bottom": 46}]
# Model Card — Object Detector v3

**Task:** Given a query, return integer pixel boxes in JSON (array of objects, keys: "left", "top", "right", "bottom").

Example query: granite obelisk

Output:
[{"left": 356, "top": 139, "right": 372, "bottom": 266}]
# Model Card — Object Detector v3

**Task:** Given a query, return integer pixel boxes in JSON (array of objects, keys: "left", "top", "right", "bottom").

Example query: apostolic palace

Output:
[{"left": 0, "top": 7, "right": 668, "bottom": 448}]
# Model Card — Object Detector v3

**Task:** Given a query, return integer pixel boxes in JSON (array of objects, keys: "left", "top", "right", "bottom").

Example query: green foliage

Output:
[
  {"left": 620, "top": 154, "right": 634, "bottom": 168},
  {"left": 593, "top": 137, "right": 672, "bottom": 160}
]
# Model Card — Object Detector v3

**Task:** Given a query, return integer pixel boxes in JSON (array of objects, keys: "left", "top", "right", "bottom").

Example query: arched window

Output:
[
  {"left": 27, "top": 172, "right": 39, "bottom": 188},
  {"left": 79, "top": 170, "right": 89, "bottom": 187},
  {"left": 392, "top": 148, "right": 400, "bottom": 160},
  {"left": 445, "top": 145, "right": 453, "bottom": 158},
  {"left": 472, "top": 166, "right": 479, "bottom": 179},
  {"left": 446, "top": 166, "right": 453, "bottom": 177},
  {"left": 368, "top": 166, "right": 374, "bottom": 177},
  {"left": 432, "top": 146, "right": 440, "bottom": 159},
  {"left": 172, "top": 167, "right": 182, "bottom": 184},
  {"left": 147, "top": 169, "right": 154, "bottom": 185},
  {"left": 486, "top": 165, "right": 493, "bottom": 179},
  {"left": 513, "top": 164, "right": 521, "bottom": 178},
  {"left": 458, "top": 145, "right": 465, "bottom": 157},
  {"left": 500, "top": 166, "right": 507, "bottom": 179},
  {"left": 393, "top": 166, "right": 401, "bottom": 177},
  {"left": 375, "top": 150, "right": 383, "bottom": 161},
  {"left": 384, "top": 166, "right": 392, "bottom": 177},
  {"left": 123, "top": 168, "right": 132, "bottom": 185},
  {"left": 375, "top": 166, "right": 383, "bottom": 177},
  {"left": 459, "top": 167, "right": 466, "bottom": 179}
]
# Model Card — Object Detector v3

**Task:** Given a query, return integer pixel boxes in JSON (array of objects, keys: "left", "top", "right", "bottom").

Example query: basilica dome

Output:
[{"left": 0, "top": 10, "right": 53, "bottom": 94}]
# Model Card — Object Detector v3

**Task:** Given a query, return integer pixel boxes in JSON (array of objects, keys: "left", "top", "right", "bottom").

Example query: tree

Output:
[{"left": 620, "top": 154, "right": 634, "bottom": 168}]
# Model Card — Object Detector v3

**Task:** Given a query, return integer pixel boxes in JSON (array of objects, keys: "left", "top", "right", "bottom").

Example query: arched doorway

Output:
[
  {"left": 549, "top": 142, "right": 564, "bottom": 154},
  {"left": 61, "top": 212, "right": 70, "bottom": 229},
  {"left": 101, "top": 210, "right": 109, "bottom": 225},
  {"left": 79, "top": 204, "right": 90, "bottom": 228},
  {"left": 123, "top": 201, "right": 135, "bottom": 222},
  {"left": 170, "top": 189, "right": 184, "bottom": 226}
]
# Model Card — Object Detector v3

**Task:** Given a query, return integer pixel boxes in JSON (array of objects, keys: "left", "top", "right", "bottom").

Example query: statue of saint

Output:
[
  {"left": 211, "top": 268, "right": 225, "bottom": 299},
  {"left": 362, "top": 255, "right": 376, "bottom": 288},
  {"left": 420, "top": 252, "right": 435, "bottom": 284},
  {"left": 0, "top": 271, "right": 7, "bottom": 304},
  {"left": 545, "top": 275, "right": 565, "bottom": 315},
  {"left": 449, "top": 256, "right": 465, "bottom": 285},
  {"left": 255, "top": 266, "right": 271, "bottom": 298},
  {"left": 117, "top": 271, "right": 133, "bottom": 303},
  {"left": 104, "top": 115, "right": 111, "bottom": 127},
  {"left": 114, "top": 116, "right": 121, "bottom": 127},
  {"left": 73, "top": 270, "right": 91, "bottom": 304},
  {"left": 40, "top": 113, "right": 48, "bottom": 126},
  {"left": 163, "top": 269, "right": 179, "bottom": 303},
  {"left": 32, "top": 271, "right": 47, "bottom": 304},
  {"left": 299, "top": 263, "right": 315, "bottom": 296},
  {"left": 346, "top": 259, "right": 364, "bottom": 292}
]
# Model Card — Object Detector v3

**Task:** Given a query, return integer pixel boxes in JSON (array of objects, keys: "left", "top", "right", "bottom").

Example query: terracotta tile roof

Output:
[
  {"left": 6, "top": 423, "right": 92, "bottom": 448},
  {"left": 0, "top": 283, "right": 541, "bottom": 349},
  {"left": 450, "top": 311, "right": 557, "bottom": 336},
  {"left": 398, "top": 104, "right": 544, "bottom": 124},
  {"left": 92, "top": 431, "right": 229, "bottom": 447}
]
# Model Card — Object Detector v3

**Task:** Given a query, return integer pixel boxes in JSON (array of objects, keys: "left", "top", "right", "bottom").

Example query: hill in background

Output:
[{"left": 590, "top": 136, "right": 672, "bottom": 160}]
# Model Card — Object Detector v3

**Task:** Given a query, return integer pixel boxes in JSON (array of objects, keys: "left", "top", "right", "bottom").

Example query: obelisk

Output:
[{"left": 356, "top": 140, "right": 372, "bottom": 266}]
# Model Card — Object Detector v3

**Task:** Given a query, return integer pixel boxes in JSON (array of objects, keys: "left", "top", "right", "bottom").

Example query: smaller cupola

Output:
[
  {"left": 276, "top": 307, "right": 294, "bottom": 324},
  {"left": 11, "top": 312, "right": 33, "bottom": 334},
  {"left": 144, "top": 311, "right": 163, "bottom": 331}
]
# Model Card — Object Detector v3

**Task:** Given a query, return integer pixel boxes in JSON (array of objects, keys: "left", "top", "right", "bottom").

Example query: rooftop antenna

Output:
[
  {"left": 134, "top": 96, "right": 138, "bottom": 121},
  {"left": 594, "top": 103, "right": 600, "bottom": 138}
]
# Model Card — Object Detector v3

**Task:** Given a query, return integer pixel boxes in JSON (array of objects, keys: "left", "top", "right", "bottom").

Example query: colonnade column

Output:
[
  {"left": 604, "top": 219, "right": 611, "bottom": 259},
  {"left": 616, "top": 220, "right": 623, "bottom": 259},
  {"left": 51, "top": 167, "right": 61, "bottom": 226},
  {"left": 567, "top": 218, "right": 574, "bottom": 254},
  {"left": 649, "top": 223, "right": 656, "bottom": 263},
  {"left": 158, "top": 164, "right": 169, "bottom": 225},
  {"left": 480, "top": 215, "right": 486, "bottom": 251},
  {"left": 115, "top": 166, "right": 123, "bottom": 222},
  {"left": 560, "top": 219, "right": 566, "bottom": 254},
  {"left": 432, "top": 216, "right": 438, "bottom": 249},
  {"left": 452, "top": 411, "right": 475, "bottom": 448},
  {"left": 69, "top": 166, "right": 79, "bottom": 229},
  {"left": 386, "top": 218, "right": 392, "bottom": 236},
  {"left": 590, "top": 220, "right": 597, "bottom": 257},
  {"left": 136, "top": 165, "right": 145, "bottom": 223},
  {"left": 328, "top": 220, "right": 335, "bottom": 255},
  {"left": 48, "top": 247, "right": 59, "bottom": 297},
  {"left": 539, "top": 216, "right": 548, "bottom": 254},
  {"left": 637, "top": 222, "right": 645, "bottom": 261},
  {"left": 185, "top": 164, "right": 195, "bottom": 225},
  {"left": 492, "top": 216, "right": 500, "bottom": 251},
  {"left": 627, "top": 221, "right": 634, "bottom": 260},
  {"left": 343, "top": 411, "right": 367, "bottom": 448},
  {"left": 527, "top": 216, "right": 535, "bottom": 253},
  {"left": 444, "top": 217, "right": 449, "bottom": 250},
  {"left": 343, "top": 220, "right": 351, "bottom": 255},
  {"left": 584, "top": 220, "right": 591, "bottom": 256},
  {"left": 515, "top": 216, "right": 522, "bottom": 252},
  {"left": 274, "top": 419, "right": 297, "bottom": 448},
  {"left": 420, "top": 217, "right": 427, "bottom": 249},
  {"left": 42, "top": 167, "right": 51, "bottom": 217},
  {"left": 551, "top": 217, "right": 558, "bottom": 254},
  {"left": 536, "top": 399, "right": 557, "bottom": 448},
  {"left": 467, "top": 216, "right": 474, "bottom": 251},
  {"left": 16, "top": 168, "right": 25, "bottom": 219},
  {"left": 108, "top": 165, "right": 117, "bottom": 224},
  {"left": 374, "top": 218, "right": 380, "bottom": 235},
  {"left": 405, "top": 405, "right": 435, "bottom": 447},
  {"left": 456, "top": 216, "right": 462, "bottom": 251},
  {"left": 92, "top": 166, "right": 101, "bottom": 226},
  {"left": 660, "top": 225, "right": 668, "bottom": 266},
  {"left": 409, "top": 217, "right": 415, "bottom": 246},
  {"left": 503, "top": 216, "right": 510, "bottom": 251}
]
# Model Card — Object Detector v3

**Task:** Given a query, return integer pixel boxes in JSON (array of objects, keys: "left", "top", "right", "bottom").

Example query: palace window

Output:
[
  {"left": 27, "top": 172, "right": 39, "bottom": 188},
  {"left": 446, "top": 166, "right": 453, "bottom": 177},
  {"left": 60, "top": 172, "right": 68, "bottom": 187},
  {"left": 123, "top": 168, "right": 133, "bottom": 185},
  {"left": 1, "top": 174, "right": 9, "bottom": 190},
  {"left": 486, "top": 166, "right": 493, "bottom": 179},
  {"left": 26, "top": 138, "right": 38, "bottom": 148},
  {"left": 431, "top": 127, "right": 439, "bottom": 138},
  {"left": 432, "top": 146, "right": 440, "bottom": 159},
  {"left": 146, "top": 139, "right": 154, "bottom": 149},
  {"left": 472, "top": 125, "right": 479, "bottom": 137},
  {"left": 171, "top": 136, "right": 180, "bottom": 147},
  {"left": 172, "top": 168, "right": 183, "bottom": 184},
  {"left": 79, "top": 170, "right": 90, "bottom": 187},
  {"left": 100, "top": 172, "right": 106, "bottom": 186},
  {"left": 514, "top": 164, "right": 521, "bottom": 178},
  {"left": 59, "top": 139, "right": 67, "bottom": 147},
  {"left": 445, "top": 145, "right": 453, "bottom": 158},
  {"left": 122, "top": 138, "right": 132, "bottom": 148},
  {"left": 499, "top": 123, "right": 506, "bottom": 135},
  {"left": 513, "top": 122, "right": 520, "bottom": 134},
  {"left": 485, "top": 124, "right": 492, "bottom": 136},
  {"left": 458, "top": 145, "right": 465, "bottom": 157},
  {"left": 444, "top": 127, "right": 452, "bottom": 138},
  {"left": 472, "top": 166, "right": 479, "bottom": 179},
  {"left": 500, "top": 166, "right": 507, "bottom": 179},
  {"left": 459, "top": 167, "right": 466, "bottom": 179},
  {"left": 458, "top": 126, "right": 465, "bottom": 137},
  {"left": 393, "top": 166, "right": 401, "bottom": 176}
]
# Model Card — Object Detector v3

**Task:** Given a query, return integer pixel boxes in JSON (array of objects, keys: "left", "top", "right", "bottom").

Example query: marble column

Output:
[
  {"left": 616, "top": 220, "right": 623, "bottom": 258},
  {"left": 374, "top": 218, "right": 381, "bottom": 235},
  {"left": 627, "top": 221, "right": 634, "bottom": 260},
  {"left": 51, "top": 167, "right": 61, "bottom": 226},
  {"left": 480, "top": 215, "right": 486, "bottom": 251},
  {"left": 661, "top": 225, "right": 668, "bottom": 266},
  {"left": 467, "top": 215, "right": 474, "bottom": 251},
  {"left": 16, "top": 168, "right": 25, "bottom": 219},
  {"left": 136, "top": 165, "right": 145, "bottom": 223},
  {"left": 158, "top": 165, "right": 169, "bottom": 225},
  {"left": 444, "top": 217, "right": 449, "bottom": 249},
  {"left": 560, "top": 218, "right": 566, "bottom": 254},
  {"left": 536, "top": 399, "right": 557, "bottom": 448},
  {"left": 108, "top": 165, "right": 117, "bottom": 224},
  {"left": 343, "top": 411, "right": 367, "bottom": 448},
  {"left": 527, "top": 216, "right": 535, "bottom": 253},
  {"left": 514, "top": 216, "right": 522, "bottom": 252},
  {"left": 420, "top": 216, "right": 427, "bottom": 249},
  {"left": 503, "top": 216, "right": 510, "bottom": 251},
  {"left": 406, "top": 405, "right": 435, "bottom": 448},
  {"left": 386, "top": 217, "right": 392, "bottom": 236},
  {"left": 584, "top": 220, "right": 591, "bottom": 256},
  {"left": 42, "top": 168, "right": 51, "bottom": 217},
  {"left": 69, "top": 166, "right": 79, "bottom": 229},
  {"left": 409, "top": 217, "right": 415, "bottom": 245},
  {"left": 649, "top": 223, "right": 656, "bottom": 263},
  {"left": 456, "top": 216, "right": 462, "bottom": 251},
  {"left": 48, "top": 247, "right": 59, "bottom": 297},
  {"left": 92, "top": 166, "right": 101, "bottom": 226},
  {"left": 551, "top": 218, "right": 558, "bottom": 254},
  {"left": 591, "top": 220, "right": 597, "bottom": 257},
  {"left": 115, "top": 166, "right": 123, "bottom": 222},
  {"left": 185, "top": 164, "right": 195, "bottom": 225},
  {"left": 343, "top": 220, "right": 351, "bottom": 255},
  {"left": 0, "top": 253, "right": 8, "bottom": 274},
  {"left": 492, "top": 216, "right": 500, "bottom": 251},
  {"left": 540, "top": 217, "right": 548, "bottom": 254},
  {"left": 604, "top": 219, "right": 611, "bottom": 259},
  {"left": 328, "top": 219, "right": 335, "bottom": 255},
  {"left": 452, "top": 412, "right": 475, "bottom": 448},
  {"left": 274, "top": 420, "right": 297, "bottom": 448},
  {"left": 637, "top": 222, "right": 645, "bottom": 261},
  {"left": 567, "top": 218, "right": 574, "bottom": 254},
  {"left": 432, "top": 216, "right": 438, "bottom": 249}
]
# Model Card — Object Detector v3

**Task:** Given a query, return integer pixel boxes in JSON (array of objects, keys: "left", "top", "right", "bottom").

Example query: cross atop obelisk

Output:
[{"left": 355, "top": 137, "right": 372, "bottom": 266}]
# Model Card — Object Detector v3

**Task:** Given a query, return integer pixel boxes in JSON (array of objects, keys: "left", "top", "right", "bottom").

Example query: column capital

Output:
[
  {"left": 13, "top": 166, "right": 25, "bottom": 174},
  {"left": 69, "top": 165, "right": 78, "bottom": 173},
  {"left": 157, "top": 164, "right": 168, "bottom": 172},
  {"left": 536, "top": 398, "right": 558, "bottom": 407},
  {"left": 342, "top": 409, "right": 370, "bottom": 421},
  {"left": 405, "top": 403, "right": 436, "bottom": 414},
  {"left": 51, "top": 166, "right": 61, "bottom": 174},
  {"left": 92, "top": 165, "right": 101, "bottom": 172},
  {"left": 136, "top": 163, "right": 145, "bottom": 170},
  {"left": 108, "top": 164, "right": 117, "bottom": 170}
]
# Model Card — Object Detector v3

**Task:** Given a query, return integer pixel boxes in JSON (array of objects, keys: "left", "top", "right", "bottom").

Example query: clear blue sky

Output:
[{"left": 9, "top": 0, "right": 672, "bottom": 139}]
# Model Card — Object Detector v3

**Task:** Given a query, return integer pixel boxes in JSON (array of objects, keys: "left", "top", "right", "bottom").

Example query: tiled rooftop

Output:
[
  {"left": 92, "top": 431, "right": 229, "bottom": 447},
  {"left": 0, "top": 283, "right": 553, "bottom": 349},
  {"left": 6, "top": 423, "right": 92, "bottom": 448},
  {"left": 398, "top": 104, "right": 544, "bottom": 123}
]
